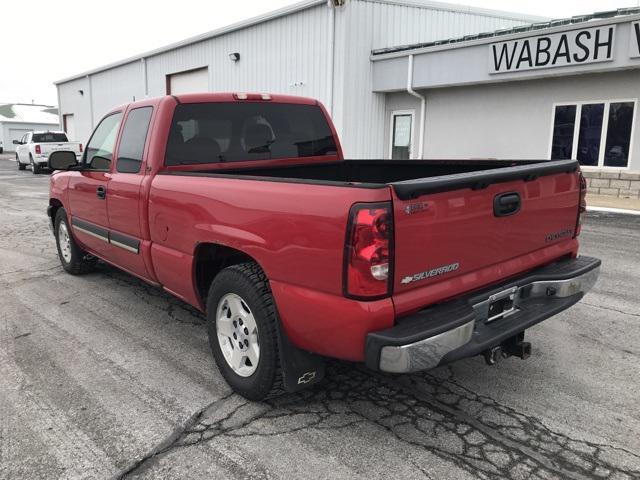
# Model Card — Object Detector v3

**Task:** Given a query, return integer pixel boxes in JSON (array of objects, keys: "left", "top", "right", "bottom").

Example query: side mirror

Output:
[
  {"left": 13, "top": 140, "right": 21, "bottom": 145},
  {"left": 48, "top": 150, "right": 78, "bottom": 171}
]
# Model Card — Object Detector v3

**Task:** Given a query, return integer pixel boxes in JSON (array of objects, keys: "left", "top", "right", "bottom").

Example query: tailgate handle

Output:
[{"left": 494, "top": 192, "right": 521, "bottom": 217}]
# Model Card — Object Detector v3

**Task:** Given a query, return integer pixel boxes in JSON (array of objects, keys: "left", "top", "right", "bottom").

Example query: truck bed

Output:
[{"left": 177, "top": 158, "right": 578, "bottom": 200}]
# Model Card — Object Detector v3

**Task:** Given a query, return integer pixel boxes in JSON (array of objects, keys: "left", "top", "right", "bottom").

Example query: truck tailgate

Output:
[
  {"left": 41, "top": 143, "right": 79, "bottom": 154},
  {"left": 390, "top": 160, "right": 581, "bottom": 314}
]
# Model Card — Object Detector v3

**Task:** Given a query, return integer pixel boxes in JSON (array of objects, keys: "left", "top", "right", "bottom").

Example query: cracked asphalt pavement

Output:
[{"left": 0, "top": 154, "right": 638, "bottom": 479}]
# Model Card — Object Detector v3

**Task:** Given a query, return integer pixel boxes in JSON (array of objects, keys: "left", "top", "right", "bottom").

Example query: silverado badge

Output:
[{"left": 401, "top": 262, "right": 460, "bottom": 284}]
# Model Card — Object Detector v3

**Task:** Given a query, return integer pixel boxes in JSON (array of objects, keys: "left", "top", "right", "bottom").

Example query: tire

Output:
[
  {"left": 30, "top": 155, "right": 39, "bottom": 174},
  {"left": 54, "top": 208, "right": 97, "bottom": 275},
  {"left": 206, "top": 262, "right": 283, "bottom": 401},
  {"left": 17, "top": 155, "right": 25, "bottom": 170}
]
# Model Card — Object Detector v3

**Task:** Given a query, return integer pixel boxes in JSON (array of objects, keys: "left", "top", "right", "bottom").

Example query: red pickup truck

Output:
[{"left": 47, "top": 93, "right": 600, "bottom": 400}]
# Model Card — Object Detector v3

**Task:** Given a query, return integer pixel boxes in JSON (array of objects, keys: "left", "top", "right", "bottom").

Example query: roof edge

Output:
[
  {"left": 371, "top": 8, "right": 640, "bottom": 59},
  {"left": 363, "top": 0, "right": 549, "bottom": 23},
  {"left": 54, "top": 0, "right": 325, "bottom": 85}
]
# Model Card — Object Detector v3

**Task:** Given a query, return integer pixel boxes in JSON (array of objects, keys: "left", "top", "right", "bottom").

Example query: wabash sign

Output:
[
  {"left": 630, "top": 22, "right": 640, "bottom": 58},
  {"left": 490, "top": 25, "right": 615, "bottom": 74}
]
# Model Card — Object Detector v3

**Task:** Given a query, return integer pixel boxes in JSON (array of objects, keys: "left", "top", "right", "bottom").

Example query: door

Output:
[
  {"left": 107, "top": 106, "right": 154, "bottom": 279},
  {"left": 166, "top": 67, "right": 209, "bottom": 94},
  {"left": 67, "top": 112, "right": 123, "bottom": 256},
  {"left": 63, "top": 114, "right": 76, "bottom": 141},
  {"left": 389, "top": 111, "right": 414, "bottom": 160},
  {"left": 16, "top": 133, "right": 31, "bottom": 162}
]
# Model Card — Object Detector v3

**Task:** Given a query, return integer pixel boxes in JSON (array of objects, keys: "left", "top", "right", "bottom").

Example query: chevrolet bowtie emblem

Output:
[{"left": 297, "top": 371, "right": 316, "bottom": 384}]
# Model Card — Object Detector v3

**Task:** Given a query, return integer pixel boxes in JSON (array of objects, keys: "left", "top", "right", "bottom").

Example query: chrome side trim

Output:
[
  {"left": 109, "top": 239, "right": 139, "bottom": 254},
  {"left": 379, "top": 320, "right": 475, "bottom": 373},
  {"left": 73, "top": 225, "right": 108, "bottom": 242}
]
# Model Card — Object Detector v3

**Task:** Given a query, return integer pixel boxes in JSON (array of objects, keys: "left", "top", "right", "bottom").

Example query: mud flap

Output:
[{"left": 276, "top": 322, "right": 325, "bottom": 392}]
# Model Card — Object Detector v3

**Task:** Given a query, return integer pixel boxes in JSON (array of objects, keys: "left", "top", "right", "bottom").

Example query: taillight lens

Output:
[
  {"left": 575, "top": 171, "right": 587, "bottom": 236},
  {"left": 79, "top": 143, "right": 83, "bottom": 152},
  {"left": 35, "top": 144, "right": 41, "bottom": 154},
  {"left": 344, "top": 202, "right": 393, "bottom": 299}
]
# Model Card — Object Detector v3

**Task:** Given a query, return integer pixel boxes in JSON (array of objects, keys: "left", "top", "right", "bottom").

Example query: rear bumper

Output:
[{"left": 365, "top": 256, "right": 601, "bottom": 373}]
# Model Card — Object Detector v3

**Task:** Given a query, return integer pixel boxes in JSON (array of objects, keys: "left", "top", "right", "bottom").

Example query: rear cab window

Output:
[
  {"left": 165, "top": 102, "right": 337, "bottom": 166},
  {"left": 116, "top": 107, "right": 153, "bottom": 173},
  {"left": 32, "top": 133, "right": 68, "bottom": 143}
]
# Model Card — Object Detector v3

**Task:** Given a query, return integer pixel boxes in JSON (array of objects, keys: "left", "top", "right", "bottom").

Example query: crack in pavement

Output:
[
  {"left": 112, "top": 392, "right": 237, "bottom": 480},
  {"left": 580, "top": 301, "right": 640, "bottom": 319},
  {"left": 115, "top": 365, "right": 640, "bottom": 480}
]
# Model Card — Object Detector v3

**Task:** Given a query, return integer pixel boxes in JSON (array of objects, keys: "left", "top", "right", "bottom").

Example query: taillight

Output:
[
  {"left": 35, "top": 145, "right": 41, "bottom": 154},
  {"left": 575, "top": 171, "right": 587, "bottom": 237},
  {"left": 79, "top": 143, "right": 83, "bottom": 152},
  {"left": 344, "top": 202, "right": 393, "bottom": 299}
]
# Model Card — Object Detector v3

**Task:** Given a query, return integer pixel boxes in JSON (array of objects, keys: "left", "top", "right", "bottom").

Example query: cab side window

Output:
[
  {"left": 116, "top": 107, "right": 153, "bottom": 173},
  {"left": 84, "top": 113, "right": 123, "bottom": 170}
]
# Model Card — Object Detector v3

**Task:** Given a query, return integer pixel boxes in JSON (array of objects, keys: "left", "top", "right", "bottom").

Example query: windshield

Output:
[
  {"left": 165, "top": 102, "right": 338, "bottom": 165},
  {"left": 32, "top": 133, "right": 68, "bottom": 143}
]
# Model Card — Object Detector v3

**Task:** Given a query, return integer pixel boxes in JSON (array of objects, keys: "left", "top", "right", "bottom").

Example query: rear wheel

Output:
[
  {"left": 54, "top": 208, "right": 97, "bottom": 275},
  {"left": 206, "top": 262, "right": 283, "bottom": 400},
  {"left": 30, "top": 155, "right": 40, "bottom": 174},
  {"left": 17, "top": 154, "right": 25, "bottom": 170}
]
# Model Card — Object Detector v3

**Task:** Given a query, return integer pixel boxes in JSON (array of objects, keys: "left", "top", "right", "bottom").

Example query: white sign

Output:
[
  {"left": 490, "top": 25, "right": 616, "bottom": 74},
  {"left": 630, "top": 21, "right": 640, "bottom": 58},
  {"left": 393, "top": 115, "right": 412, "bottom": 147}
]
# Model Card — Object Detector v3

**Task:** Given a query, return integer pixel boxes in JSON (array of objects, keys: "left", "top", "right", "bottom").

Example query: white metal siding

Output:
[
  {"left": 332, "top": 0, "right": 533, "bottom": 158},
  {"left": 56, "top": 0, "right": 535, "bottom": 157},
  {"left": 57, "top": 77, "right": 93, "bottom": 144},
  {"left": 145, "top": 4, "right": 331, "bottom": 104},
  {"left": 90, "top": 61, "right": 145, "bottom": 124}
]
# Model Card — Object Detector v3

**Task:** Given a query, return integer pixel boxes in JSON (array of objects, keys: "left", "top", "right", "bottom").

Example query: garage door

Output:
[
  {"left": 7, "top": 128, "right": 32, "bottom": 152},
  {"left": 166, "top": 67, "right": 209, "bottom": 95}
]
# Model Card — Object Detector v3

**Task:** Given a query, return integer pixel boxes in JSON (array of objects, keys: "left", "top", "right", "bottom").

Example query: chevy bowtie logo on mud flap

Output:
[
  {"left": 401, "top": 262, "right": 460, "bottom": 285},
  {"left": 297, "top": 371, "right": 317, "bottom": 384}
]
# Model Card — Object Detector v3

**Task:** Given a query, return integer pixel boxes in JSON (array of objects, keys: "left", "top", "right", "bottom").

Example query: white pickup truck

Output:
[{"left": 15, "top": 131, "right": 82, "bottom": 174}]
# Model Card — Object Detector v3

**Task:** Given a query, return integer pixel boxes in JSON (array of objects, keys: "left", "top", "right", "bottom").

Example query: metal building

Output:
[
  {"left": 0, "top": 103, "right": 60, "bottom": 153},
  {"left": 372, "top": 8, "right": 640, "bottom": 197},
  {"left": 54, "top": 0, "right": 540, "bottom": 158}
]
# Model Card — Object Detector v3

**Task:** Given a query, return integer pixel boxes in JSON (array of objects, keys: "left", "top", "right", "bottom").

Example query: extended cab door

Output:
[
  {"left": 67, "top": 112, "right": 123, "bottom": 256},
  {"left": 105, "top": 105, "right": 155, "bottom": 280},
  {"left": 17, "top": 133, "right": 30, "bottom": 163}
]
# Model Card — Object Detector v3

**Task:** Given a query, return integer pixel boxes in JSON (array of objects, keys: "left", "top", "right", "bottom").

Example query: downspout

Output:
[
  {"left": 141, "top": 57, "right": 148, "bottom": 98},
  {"left": 326, "top": 0, "right": 336, "bottom": 116},
  {"left": 406, "top": 54, "right": 425, "bottom": 159},
  {"left": 87, "top": 74, "right": 94, "bottom": 129}
]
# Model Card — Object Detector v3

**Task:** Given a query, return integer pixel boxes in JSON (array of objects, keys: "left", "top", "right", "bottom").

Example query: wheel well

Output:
[
  {"left": 194, "top": 243, "right": 258, "bottom": 307},
  {"left": 49, "top": 199, "right": 63, "bottom": 228}
]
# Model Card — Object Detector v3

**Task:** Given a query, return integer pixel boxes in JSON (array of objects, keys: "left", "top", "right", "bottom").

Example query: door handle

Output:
[
  {"left": 494, "top": 192, "right": 521, "bottom": 217},
  {"left": 96, "top": 186, "right": 106, "bottom": 199}
]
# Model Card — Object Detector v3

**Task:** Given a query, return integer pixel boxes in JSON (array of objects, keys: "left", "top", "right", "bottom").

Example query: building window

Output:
[
  {"left": 550, "top": 105, "right": 576, "bottom": 160},
  {"left": 550, "top": 100, "right": 636, "bottom": 168},
  {"left": 389, "top": 111, "right": 414, "bottom": 160},
  {"left": 604, "top": 102, "right": 635, "bottom": 167}
]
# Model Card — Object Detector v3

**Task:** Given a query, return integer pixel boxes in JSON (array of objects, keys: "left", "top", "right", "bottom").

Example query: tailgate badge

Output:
[
  {"left": 401, "top": 262, "right": 460, "bottom": 284},
  {"left": 404, "top": 202, "right": 429, "bottom": 215}
]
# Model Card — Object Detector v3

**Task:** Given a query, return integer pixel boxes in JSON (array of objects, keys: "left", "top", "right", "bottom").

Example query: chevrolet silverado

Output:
[{"left": 47, "top": 93, "right": 600, "bottom": 400}]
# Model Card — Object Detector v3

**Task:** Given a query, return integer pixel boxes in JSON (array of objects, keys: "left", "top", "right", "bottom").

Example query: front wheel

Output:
[
  {"left": 206, "top": 262, "right": 283, "bottom": 400},
  {"left": 54, "top": 208, "right": 97, "bottom": 275},
  {"left": 17, "top": 155, "right": 25, "bottom": 170}
]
